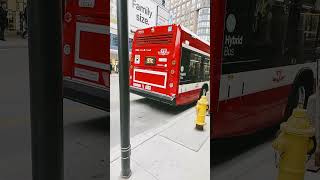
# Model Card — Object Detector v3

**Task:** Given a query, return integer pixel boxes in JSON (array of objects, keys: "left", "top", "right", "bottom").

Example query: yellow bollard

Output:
[
  {"left": 195, "top": 95, "right": 209, "bottom": 130},
  {"left": 272, "top": 107, "right": 316, "bottom": 180}
]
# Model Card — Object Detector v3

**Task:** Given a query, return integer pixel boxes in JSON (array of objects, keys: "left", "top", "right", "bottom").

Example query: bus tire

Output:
[{"left": 284, "top": 71, "right": 313, "bottom": 121}]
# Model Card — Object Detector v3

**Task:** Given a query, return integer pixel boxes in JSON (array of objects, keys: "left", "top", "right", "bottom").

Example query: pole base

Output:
[
  {"left": 196, "top": 124, "right": 204, "bottom": 131},
  {"left": 121, "top": 169, "right": 132, "bottom": 179}
]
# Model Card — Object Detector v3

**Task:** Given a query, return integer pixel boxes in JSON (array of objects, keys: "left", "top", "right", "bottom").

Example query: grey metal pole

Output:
[
  {"left": 28, "top": 0, "right": 64, "bottom": 180},
  {"left": 116, "top": 0, "right": 132, "bottom": 178}
]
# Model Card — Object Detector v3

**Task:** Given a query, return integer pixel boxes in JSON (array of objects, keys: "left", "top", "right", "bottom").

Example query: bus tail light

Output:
[
  {"left": 172, "top": 60, "right": 176, "bottom": 65},
  {"left": 169, "top": 83, "right": 174, "bottom": 88},
  {"left": 171, "top": 70, "right": 175, "bottom": 74}
]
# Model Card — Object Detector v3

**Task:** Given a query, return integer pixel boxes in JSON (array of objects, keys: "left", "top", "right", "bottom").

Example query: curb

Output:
[
  {"left": 0, "top": 36, "right": 28, "bottom": 49},
  {"left": 0, "top": 45, "right": 28, "bottom": 49},
  {"left": 110, "top": 73, "right": 119, "bottom": 77},
  {"left": 110, "top": 107, "right": 196, "bottom": 163},
  {"left": 0, "top": 42, "right": 28, "bottom": 49}
]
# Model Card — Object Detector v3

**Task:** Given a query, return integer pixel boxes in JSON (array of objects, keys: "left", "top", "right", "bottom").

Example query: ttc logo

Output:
[
  {"left": 158, "top": 49, "right": 170, "bottom": 56},
  {"left": 273, "top": 70, "right": 285, "bottom": 83}
]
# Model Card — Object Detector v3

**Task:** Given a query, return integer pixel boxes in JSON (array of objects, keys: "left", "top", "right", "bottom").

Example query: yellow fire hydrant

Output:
[
  {"left": 272, "top": 107, "right": 316, "bottom": 180},
  {"left": 195, "top": 95, "right": 209, "bottom": 130}
]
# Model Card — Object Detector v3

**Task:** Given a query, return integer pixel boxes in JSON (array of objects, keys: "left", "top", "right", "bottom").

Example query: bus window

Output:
[
  {"left": 222, "top": 0, "right": 291, "bottom": 74},
  {"left": 180, "top": 48, "right": 203, "bottom": 84},
  {"left": 202, "top": 57, "right": 210, "bottom": 81},
  {"left": 190, "top": 53, "right": 202, "bottom": 83},
  {"left": 180, "top": 48, "right": 191, "bottom": 84},
  {"left": 301, "top": 13, "right": 320, "bottom": 62}
]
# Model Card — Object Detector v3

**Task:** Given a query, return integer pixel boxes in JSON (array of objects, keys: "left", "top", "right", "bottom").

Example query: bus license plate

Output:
[
  {"left": 145, "top": 57, "right": 156, "bottom": 65},
  {"left": 79, "top": 0, "right": 95, "bottom": 8}
]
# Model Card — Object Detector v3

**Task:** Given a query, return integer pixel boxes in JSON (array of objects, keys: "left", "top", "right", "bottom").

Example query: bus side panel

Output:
[
  {"left": 180, "top": 28, "right": 210, "bottom": 54},
  {"left": 176, "top": 89, "right": 201, "bottom": 105},
  {"left": 210, "top": 0, "right": 226, "bottom": 137},
  {"left": 214, "top": 85, "right": 291, "bottom": 138},
  {"left": 213, "top": 0, "right": 320, "bottom": 139},
  {"left": 178, "top": 27, "right": 210, "bottom": 105}
]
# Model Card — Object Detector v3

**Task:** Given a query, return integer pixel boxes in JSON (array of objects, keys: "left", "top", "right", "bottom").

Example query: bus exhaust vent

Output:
[{"left": 135, "top": 34, "right": 173, "bottom": 46}]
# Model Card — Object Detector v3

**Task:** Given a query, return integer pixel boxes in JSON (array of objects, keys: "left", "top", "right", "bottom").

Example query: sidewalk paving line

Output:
[
  {"left": 110, "top": 157, "right": 159, "bottom": 180},
  {"left": 213, "top": 141, "right": 320, "bottom": 180},
  {"left": 160, "top": 113, "right": 210, "bottom": 152},
  {"left": 213, "top": 142, "right": 274, "bottom": 180},
  {"left": 110, "top": 107, "right": 196, "bottom": 163},
  {"left": 110, "top": 107, "right": 210, "bottom": 180},
  {"left": 130, "top": 135, "right": 210, "bottom": 180}
]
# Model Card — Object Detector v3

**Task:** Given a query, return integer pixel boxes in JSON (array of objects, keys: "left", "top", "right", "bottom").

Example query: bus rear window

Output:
[{"left": 180, "top": 47, "right": 210, "bottom": 85}]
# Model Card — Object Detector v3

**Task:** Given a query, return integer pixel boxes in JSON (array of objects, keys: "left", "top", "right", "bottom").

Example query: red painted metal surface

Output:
[
  {"left": 209, "top": 0, "right": 318, "bottom": 139},
  {"left": 213, "top": 85, "right": 291, "bottom": 138},
  {"left": 63, "top": 0, "right": 110, "bottom": 89},
  {"left": 210, "top": 0, "right": 226, "bottom": 136},
  {"left": 130, "top": 25, "right": 210, "bottom": 106}
]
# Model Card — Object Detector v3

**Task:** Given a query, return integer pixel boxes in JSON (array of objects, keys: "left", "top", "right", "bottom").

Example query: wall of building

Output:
[
  {"left": 2, "top": 0, "right": 26, "bottom": 32},
  {"left": 110, "top": 0, "right": 169, "bottom": 73},
  {"left": 168, "top": 0, "right": 210, "bottom": 41},
  {"left": 197, "top": 7, "right": 210, "bottom": 42}
]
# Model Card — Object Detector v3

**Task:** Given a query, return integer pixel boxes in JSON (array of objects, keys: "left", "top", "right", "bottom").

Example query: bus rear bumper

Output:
[
  {"left": 63, "top": 78, "right": 110, "bottom": 112},
  {"left": 130, "top": 87, "right": 176, "bottom": 106}
]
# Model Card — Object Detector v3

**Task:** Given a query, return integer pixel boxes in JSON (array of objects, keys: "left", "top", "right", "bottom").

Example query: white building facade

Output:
[{"left": 110, "top": 0, "right": 170, "bottom": 72}]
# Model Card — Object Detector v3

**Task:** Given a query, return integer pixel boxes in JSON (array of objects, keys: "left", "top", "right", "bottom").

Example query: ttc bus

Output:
[
  {"left": 211, "top": 0, "right": 320, "bottom": 138},
  {"left": 62, "top": 0, "right": 110, "bottom": 111},
  {"left": 129, "top": 25, "right": 210, "bottom": 106}
]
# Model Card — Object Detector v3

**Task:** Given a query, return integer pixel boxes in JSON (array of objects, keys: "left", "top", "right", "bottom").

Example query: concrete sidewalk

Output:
[
  {"left": 213, "top": 92, "right": 320, "bottom": 180},
  {"left": 0, "top": 31, "right": 28, "bottom": 49},
  {"left": 212, "top": 141, "right": 320, "bottom": 180},
  {"left": 110, "top": 107, "right": 210, "bottom": 180},
  {"left": 213, "top": 94, "right": 320, "bottom": 180}
]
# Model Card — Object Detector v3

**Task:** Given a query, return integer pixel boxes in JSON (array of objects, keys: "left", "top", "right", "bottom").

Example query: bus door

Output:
[{"left": 63, "top": 0, "right": 109, "bottom": 89}]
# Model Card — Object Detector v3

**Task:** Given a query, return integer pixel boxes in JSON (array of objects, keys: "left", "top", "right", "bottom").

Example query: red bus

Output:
[
  {"left": 211, "top": 0, "right": 320, "bottom": 138},
  {"left": 62, "top": 0, "right": 110, "bottom": 111},
  {"left": 129, "top": 25, "right": 210, "bottom": 106}
]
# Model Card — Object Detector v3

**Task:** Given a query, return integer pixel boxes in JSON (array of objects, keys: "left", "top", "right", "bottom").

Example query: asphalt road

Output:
[
  {"left": 211, "top": 126, "right": 279, "bottom": 179},
  {"left": 110, "top": 74, "right": 196, "bottom": 148},
  {"left": 0, "top": 41, "right": 108, "bottom": 180}
]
